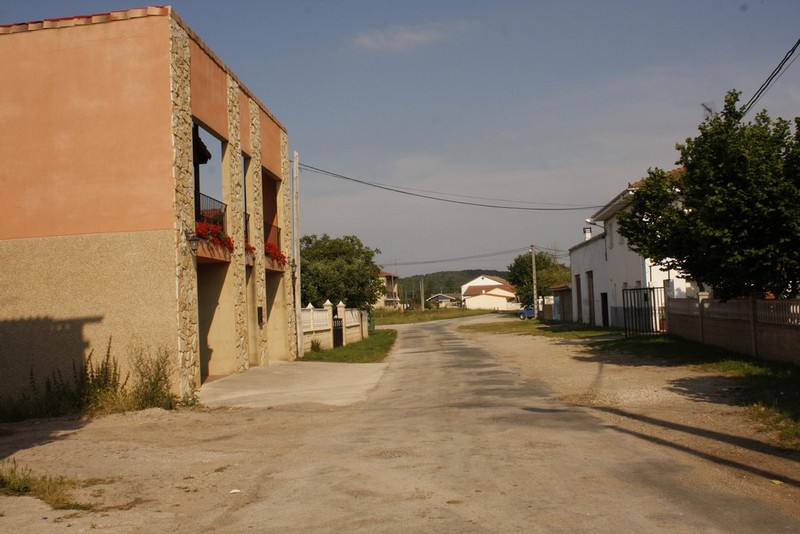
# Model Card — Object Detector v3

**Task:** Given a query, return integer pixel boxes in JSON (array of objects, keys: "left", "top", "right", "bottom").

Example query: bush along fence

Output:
[
  {"left": 300, "top": 300, "right": 369, "bottom": 354},
  {"left": 667, "top": 292, "right": 800, "bottom": 365}
]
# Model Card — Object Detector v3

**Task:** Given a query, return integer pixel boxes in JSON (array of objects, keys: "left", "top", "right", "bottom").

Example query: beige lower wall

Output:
[
  {"left": 0, "top": 231, "right": 179, "bottom": 398},
  {"left": 197, "top": 262, "right": 238, "bottom": 379},
  {"left": 266, "top": 271, "right": 291, "bottom": 360},
  {"left": 345, "top": 324, "right": 363, "bottom": 344},
  {"left": 666, "top": 312, "right": 702, "bottom": 343},
  {"left": 756, "top": 324, "right": 800, "bottom": 364},
  {"left": 668, "top": 312, "right": 800, "bottom": 365}
]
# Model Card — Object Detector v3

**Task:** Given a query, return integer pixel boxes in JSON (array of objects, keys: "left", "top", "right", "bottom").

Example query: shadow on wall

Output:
[
  {"left": 0, "top": 315, "right": 101, "bottom": 456},
  {"left": 0, "top": 315, "right": 103, "bottom": 400}
]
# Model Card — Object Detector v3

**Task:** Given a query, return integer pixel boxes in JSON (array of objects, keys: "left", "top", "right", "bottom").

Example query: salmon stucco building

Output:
[{"left": 0, "top": 6, "right": 299, "bottom": 399}]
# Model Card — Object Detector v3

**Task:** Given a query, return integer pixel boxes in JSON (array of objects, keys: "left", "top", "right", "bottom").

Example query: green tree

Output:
[
  {"left": 618, "top": 90, "right": 800, "bottom": 299},
  {"left": 300, "top": 234, "right": 386, "bottom": 309},
  {"left": 507, "top": 250, "right": 570, "bottom": 305}
]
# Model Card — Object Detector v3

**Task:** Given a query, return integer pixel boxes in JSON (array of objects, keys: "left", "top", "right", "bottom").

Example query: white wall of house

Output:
[
  {"left": 570, "top": 184, "right": 691, "bottom": 328},
  {"left": 569, "top": 232, "right": 610, "bottom": 326},
  {"left": 464, "top": 290, "right": 516, "bottom": 310}
]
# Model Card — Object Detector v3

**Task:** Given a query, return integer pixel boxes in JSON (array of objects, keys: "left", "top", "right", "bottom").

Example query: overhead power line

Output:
[
  {"left": 383, "top": 244, "right": 569, "bottom": 267},
  {"left": 299, "top": 163, "right": 602, "bottom": 211},
  {"left": 389, "top": 247, "right": 530, "bottom": 267},
  {"left": 742, "top": 36, "right": 800, "bottom": 117}
]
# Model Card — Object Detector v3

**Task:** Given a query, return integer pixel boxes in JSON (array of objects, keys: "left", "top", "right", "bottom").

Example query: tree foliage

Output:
[
  {"left": 618, "top": 90, "right": 800, "bottom": 299},
  {"left": 300, "top": 234, "right": 385, "bottom": 309},
  {"left": 507, "top": 250, "right": 570, "bottom": 305}
]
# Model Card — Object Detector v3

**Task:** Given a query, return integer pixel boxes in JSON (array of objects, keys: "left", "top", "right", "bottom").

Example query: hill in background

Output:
[{"left": 396, "top": 270, "right": 509, "bottom": 304}]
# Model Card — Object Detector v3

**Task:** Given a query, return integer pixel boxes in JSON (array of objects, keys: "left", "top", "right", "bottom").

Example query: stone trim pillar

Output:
[
  {"left": 280, "top": 129, "right": 299, "bottom": 360},
  {"left": 170, "top": 18, "right": 199, "bottom": 397},
  {"left": 226, "top": 74, "right": 248, "bottom": 373},
  {"left": 247, "top": 98, "right": 269, "bottom": 365}
]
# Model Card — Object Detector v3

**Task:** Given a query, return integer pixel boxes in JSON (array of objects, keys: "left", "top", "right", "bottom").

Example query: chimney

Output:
[{"left": 583, "top": 227, "right": 592, "bottom": 241}]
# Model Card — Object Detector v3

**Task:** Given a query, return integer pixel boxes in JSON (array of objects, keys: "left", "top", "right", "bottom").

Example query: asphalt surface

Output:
[{"left": 196, "top": 319, "right": 800, "bottom": 532}]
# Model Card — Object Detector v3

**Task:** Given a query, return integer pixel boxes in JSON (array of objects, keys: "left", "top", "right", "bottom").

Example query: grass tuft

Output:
[{"left": 0, "top": 459, "right": 95, "bottom": 510}]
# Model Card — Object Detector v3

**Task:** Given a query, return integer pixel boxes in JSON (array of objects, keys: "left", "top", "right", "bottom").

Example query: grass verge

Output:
[
  {"left": 300, "top": 329, "right": 397, "bottom": 363},
  {"left": 373, "top": 308, "right": 492, "bottom": 325}
]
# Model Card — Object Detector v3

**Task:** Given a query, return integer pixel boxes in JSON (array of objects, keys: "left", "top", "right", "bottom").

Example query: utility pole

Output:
[
  {"left": 293, "top": 151, "right": 301, "bottom": 356},
  {"left": 420, "top": 277, "right": 425, "bottom": 310},
  {"left": 530, "top": 245, "right": 538, "bottom": 317}
]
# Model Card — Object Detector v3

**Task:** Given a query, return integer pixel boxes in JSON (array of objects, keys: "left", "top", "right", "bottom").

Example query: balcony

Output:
[
  {"left": 195, "top": 193, "right": 230, "bottom": 264},
  {"left": 264, "top": 224, "right": 285, "bottom": 272},
  {"left": 198, "top": 193, "right": 226, "bottom": 228}
]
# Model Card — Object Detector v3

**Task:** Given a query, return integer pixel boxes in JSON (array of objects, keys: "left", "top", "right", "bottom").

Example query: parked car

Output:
[{"left": 517, "top": 307, "right": 536, "bottom": 320}]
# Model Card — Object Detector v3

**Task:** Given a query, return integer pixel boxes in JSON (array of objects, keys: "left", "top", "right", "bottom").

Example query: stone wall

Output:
[
  {"left": 280, "top": 129, "right": 299, "bottom": 360},
  {"left": 170, "top": 18, "right": 199, "bottom": 397},
  {"left": 248, "top": 98, "right": 269, "bottom": 364},
  {"left": 225, "top": 73, "right": 249, "bottom": 374}
]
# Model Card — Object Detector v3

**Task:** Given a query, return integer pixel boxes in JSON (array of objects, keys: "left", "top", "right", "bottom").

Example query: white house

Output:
[
  {"left": 570, "top": 181, "right": 693, "bottom": 327},
  {"left": 461, "top": 275, "right": 519, "bottom": 310}
]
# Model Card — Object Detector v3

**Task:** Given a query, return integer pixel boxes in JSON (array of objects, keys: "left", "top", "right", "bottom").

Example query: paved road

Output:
[{"left": 212, "top": 319, "right": 799, "bottom": 532}]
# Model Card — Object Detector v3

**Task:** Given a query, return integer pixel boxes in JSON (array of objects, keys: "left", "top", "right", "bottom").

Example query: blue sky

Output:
[{"left": 3, "top": 1, "right": 799, "bottom": 276}]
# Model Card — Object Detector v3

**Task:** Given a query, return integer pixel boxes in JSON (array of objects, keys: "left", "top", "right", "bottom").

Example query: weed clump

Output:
[{"left": 0, "top": 339, "right": 178, "bottom": 422}]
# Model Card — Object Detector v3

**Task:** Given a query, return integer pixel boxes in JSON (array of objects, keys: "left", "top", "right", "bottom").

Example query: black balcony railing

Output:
[{"left": 198, "top": 193, "right": 226, "bottom": 228}]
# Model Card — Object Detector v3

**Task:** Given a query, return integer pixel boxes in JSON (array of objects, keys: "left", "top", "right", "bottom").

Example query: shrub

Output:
[
  {"left": 0, "top": 339, "right": 178, "bottom": 422},
  {"left": 129, "top": 346, "right": 176, "bottom": 410}
]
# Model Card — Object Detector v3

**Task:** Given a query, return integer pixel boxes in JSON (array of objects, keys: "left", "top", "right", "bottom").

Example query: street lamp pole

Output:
[{"left": 530, "top": 245, "right": 538, "bottom": 317}]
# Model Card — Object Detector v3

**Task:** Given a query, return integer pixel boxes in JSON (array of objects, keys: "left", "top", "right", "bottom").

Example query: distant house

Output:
[
  {"left": 461, "top": 275, "right": 519, "bottom": 310},
  {"left": 374, "top": 271, "right": 400, "bottom": 309},
  {"left": 570, "top": 180, "right": 692, "bottom": 327},
  {"left": 427, "top": 293, "right": 460, "bottom": 308}
]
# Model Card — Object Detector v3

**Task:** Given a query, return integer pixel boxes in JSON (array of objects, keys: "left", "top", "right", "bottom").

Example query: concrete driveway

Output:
[{"left": 198, "top": 360, "right": 388, "bottom": 408}]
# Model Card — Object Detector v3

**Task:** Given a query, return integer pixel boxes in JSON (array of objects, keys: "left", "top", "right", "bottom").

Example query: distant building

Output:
[
  {"left": 461, "top": 275, "right": 519, "bottom": 310},
  {"left": 374, "top": 271, "right": 400, "bottom": 309}
]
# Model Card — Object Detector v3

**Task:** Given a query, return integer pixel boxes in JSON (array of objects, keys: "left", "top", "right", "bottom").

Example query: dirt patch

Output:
[
  {"left": 461, "top": 331, "right": 800, "bottom": 519},
  {"left": 0, "top": 404, "right": 350, "bottom": 530}
]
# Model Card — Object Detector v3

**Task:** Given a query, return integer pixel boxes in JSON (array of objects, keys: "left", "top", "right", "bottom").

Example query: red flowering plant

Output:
[
  {"left": 195, "top": 221, "right": 234, "bottom": 252},
  {"left": 244, "top": 241, "right": 257, "bottom": 255},
  {"left": 265, "top": 242, "right": 287, "bottom": 266}
]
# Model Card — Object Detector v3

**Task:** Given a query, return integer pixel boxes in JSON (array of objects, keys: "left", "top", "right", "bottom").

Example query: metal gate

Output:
[
  {"left": 622, "top": 287, "right": 665, "bottom": 336},
  {"left": 332, "top": 317, "right": 343, "bottom": 348}
]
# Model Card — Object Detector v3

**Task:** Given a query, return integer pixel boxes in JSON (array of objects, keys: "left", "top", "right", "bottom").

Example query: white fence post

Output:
[
  {"left": 324, "top": 300, "right": 334, "bottom": 349},
  {"left": 337, "top": 301, "right": 347, "bottom": 346}
]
